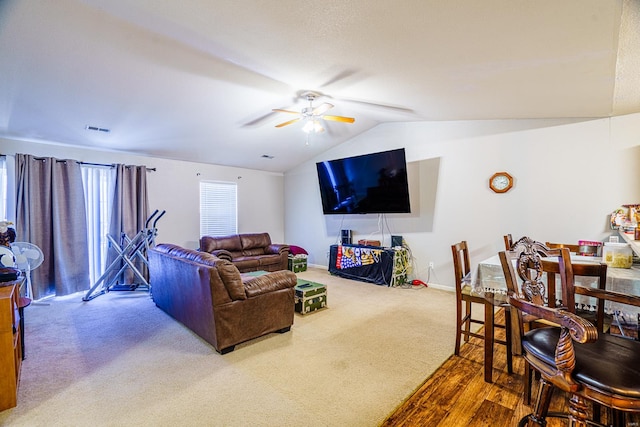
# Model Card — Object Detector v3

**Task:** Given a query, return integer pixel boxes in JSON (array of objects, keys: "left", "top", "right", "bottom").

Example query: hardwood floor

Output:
[{"left": 381, "top": 310, "right": 639, "bottom": 426}]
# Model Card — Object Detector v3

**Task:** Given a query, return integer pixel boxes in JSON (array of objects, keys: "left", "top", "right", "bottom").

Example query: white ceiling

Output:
[{"left": 1, "top": 0, "right": 639, "bottom": 173}]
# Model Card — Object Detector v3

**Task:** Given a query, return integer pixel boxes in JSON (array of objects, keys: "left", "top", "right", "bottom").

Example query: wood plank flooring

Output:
[{"left": 381, "top": 310, "right": 639, "bottom": 426}]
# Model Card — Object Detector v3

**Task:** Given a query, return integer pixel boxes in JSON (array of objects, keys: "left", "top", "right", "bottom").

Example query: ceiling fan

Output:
[{"left": 273, "top": 91, "right": 355, "bottom": 133}]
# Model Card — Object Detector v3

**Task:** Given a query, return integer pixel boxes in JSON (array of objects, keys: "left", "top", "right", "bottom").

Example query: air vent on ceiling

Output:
[{"left": 85, "top": 125, "right": 111, "bottom": 133}]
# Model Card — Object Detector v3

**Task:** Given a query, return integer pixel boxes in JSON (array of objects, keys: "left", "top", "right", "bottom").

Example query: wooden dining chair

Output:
[
  {"left": 545, "top": 241, "right": 580, "bottom": 253},
  {"left": 520, "top": 257, "right": 608, "bottom": 407},
  {"left": 452, "top": 241, "right": 513, "bottom": 383},
  {"left": 500, "top": 236, "right": 640, "bottom": 427},
  {"left": 499, "top": 236, "right": 565, "bottom": 403}
]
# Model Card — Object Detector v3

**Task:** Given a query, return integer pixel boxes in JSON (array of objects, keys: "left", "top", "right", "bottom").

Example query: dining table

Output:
[{"left": 472, "top": 253, "right": 640, "bottom": 335}]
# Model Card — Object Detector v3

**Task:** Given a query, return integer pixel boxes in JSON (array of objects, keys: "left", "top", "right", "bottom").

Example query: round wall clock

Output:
[{"left": 489, "top": 172, "right": 513, "bottom": 193}]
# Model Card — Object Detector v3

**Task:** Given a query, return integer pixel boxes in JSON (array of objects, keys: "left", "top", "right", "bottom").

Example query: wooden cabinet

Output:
[{"left": 0, "top": 281, "right": 22, "bottom": 411}]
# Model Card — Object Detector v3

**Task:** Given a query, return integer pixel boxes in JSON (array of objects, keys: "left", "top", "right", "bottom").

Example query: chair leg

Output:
[
  {"left": 504, "top": 307, "right": 513, "bottom": 374},
  {"left": 528, "top": 378, "right": 554, "bottom": 427},
  {"left": 592, "top": 403, "right": 601, "bottom": 425},
  {"left": 567, "top": 393, "right": 589, "bottom": 427},
  {"left": 464, "top": 300, "right": 472, "bottom": 342},
  {"left": 484, "top": 302, "right": 494, "bottom": 383},
  {"left": 524, "top": 361, "right": 532, "bottom": 406},
  {"left": 612, "top": 409, "right": 626, "bottom": 427},
  {"left": 455, "top": 299, "right": 463, "bottom": 356}
]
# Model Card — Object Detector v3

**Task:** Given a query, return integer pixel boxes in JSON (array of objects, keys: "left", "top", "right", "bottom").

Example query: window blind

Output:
[{"left": 200, "top": 181, "right": 237, "bottom": 237}]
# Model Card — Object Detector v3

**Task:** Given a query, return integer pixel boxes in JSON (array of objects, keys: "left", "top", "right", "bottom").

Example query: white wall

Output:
[
  {"left": 284, "top": 114, "right": 640, "bottom": 290},
  {"left": 0, "top": 138, "right": 285, "bottom": 249},
  {"left": 5, "top": 112, "right": 640, "bottom": 291}
]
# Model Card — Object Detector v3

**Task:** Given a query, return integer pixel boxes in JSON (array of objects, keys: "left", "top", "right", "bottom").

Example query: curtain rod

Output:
[
  {"left": 78, "top": 161, "right": 156, "bottom": 171},
  {"left": 29, "top": 157, "right": 156, "bottom": 171}
]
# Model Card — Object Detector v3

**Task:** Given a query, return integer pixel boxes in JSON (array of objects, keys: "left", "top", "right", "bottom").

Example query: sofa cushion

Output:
[
  {"left": 231, "top": 257, "right": 261, "bottom": 271},
  {"left": 240, "top": 233, "right": 271, "bottom": 251},
  {"left": 200, "top": 235, "right": 243, "bottom": 252},
  {"left": 243, "top": 247, "right": 266, "bottom": 256},
  {"left": 256, "top": 254, "right": 284, "bottom": 268}
]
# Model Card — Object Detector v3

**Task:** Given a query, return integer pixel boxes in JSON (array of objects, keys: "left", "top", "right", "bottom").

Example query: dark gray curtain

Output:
[
  {"left": 15, "top": 154, "right": 90, "bottom": 300},
  {"left": 106, "top": 164, "right": 149, "bottom": 286}
]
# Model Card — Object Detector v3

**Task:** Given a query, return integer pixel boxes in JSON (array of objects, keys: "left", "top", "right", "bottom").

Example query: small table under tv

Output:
[{"left": 328, "top": 244, "right": 408, "bottom": 286}]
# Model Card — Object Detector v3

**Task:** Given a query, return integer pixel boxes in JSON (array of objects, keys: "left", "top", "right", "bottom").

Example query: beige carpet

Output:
[{"left": 0, "top": 268, "right": 457, "bottom": 427}]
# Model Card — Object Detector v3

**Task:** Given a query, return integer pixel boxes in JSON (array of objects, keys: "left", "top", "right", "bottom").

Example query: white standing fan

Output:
[{"left": 10, "top": 242, "right": 44, "bottom": 300}]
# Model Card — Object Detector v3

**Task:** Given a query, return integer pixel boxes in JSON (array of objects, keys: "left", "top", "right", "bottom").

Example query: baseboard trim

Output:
[
  {"left": 426, "top": 283, "right": 453, "bottom": 292},
  {"left": 306, "top": 264, "right": 454, "bottom": 292}
]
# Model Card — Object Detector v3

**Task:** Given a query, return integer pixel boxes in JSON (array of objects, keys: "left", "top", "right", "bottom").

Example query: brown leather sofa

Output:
[
  {"left": 199, "top": 232, "right": 290, "bottom": 272},
  {"left": 148, "top": 243, "right": 297, "bottom": 354}
]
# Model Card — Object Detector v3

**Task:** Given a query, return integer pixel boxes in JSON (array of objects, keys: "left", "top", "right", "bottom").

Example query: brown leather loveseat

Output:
[
  {"left": 148, "top": 243, "right": 297, "bottom": 354},
  {"left": 199, "top": 232, "right": 290, "bottom": 272}
]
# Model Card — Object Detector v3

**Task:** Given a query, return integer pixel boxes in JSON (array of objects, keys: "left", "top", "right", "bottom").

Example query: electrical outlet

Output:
[{"left": 429, "top": 261, "right": 434, "bottom": 269}]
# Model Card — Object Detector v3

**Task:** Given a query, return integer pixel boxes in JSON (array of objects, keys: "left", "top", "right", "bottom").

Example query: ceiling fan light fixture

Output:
[
  {"left": 302, "top": 119, "right": 324, "bottom": 134},
  {"left": 273, "top": 91, "right": 351, "bottom": 134},
  {"left": 302, "top": 119, "right": 314, "bottom": 133}
]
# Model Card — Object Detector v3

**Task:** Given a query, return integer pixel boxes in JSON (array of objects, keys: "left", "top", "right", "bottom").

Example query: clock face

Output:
[{"left": 489, "top": 172, "right": 513, "bottom": 193}]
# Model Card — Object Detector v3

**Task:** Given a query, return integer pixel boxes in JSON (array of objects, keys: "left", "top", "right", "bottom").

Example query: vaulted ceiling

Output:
[{"left": 1, "top": 0, "right": 638, "bottom": 172}]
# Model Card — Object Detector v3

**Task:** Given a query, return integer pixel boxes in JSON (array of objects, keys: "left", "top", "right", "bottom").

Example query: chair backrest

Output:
[
  {"left": 451, "top": 241, "right": 470, "bottom": 298},
  {"left": 503, "top": 234, "right": 513, "bottom": 250},
  {"left": 545, "top": 241, "right": 580, "bottom": 253},
  {"left": 540, "top": 257, "right": 608, "bottom": 332},
  {"left": 499, "top": 237, "right": 567, "bottom": 352},
  {"left": 502, "top": 236, "right": 564, "bottom": 303}
]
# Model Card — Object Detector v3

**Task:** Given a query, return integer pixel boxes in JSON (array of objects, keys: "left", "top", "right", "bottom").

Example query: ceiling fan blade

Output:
[
  {"left": 333, "top": 96, "right": 414, "bottom": 114},
  {"left": 322, "top": 115, "right": 355, "bottom": 124},
  {"left": 312, "top": 103, "right": 333, "bottom": 116},
  {"left": 243, "top": 111, "right": 279, "bottom": 127},
  {"left": 275, "top": 118, "right": 301, "bottom": 128},
  {"left": 272, "top": 108, "right": 300, "bottom": 115},
  {"left": 318, "top": 69, "right": 361, "bottom": 89}
]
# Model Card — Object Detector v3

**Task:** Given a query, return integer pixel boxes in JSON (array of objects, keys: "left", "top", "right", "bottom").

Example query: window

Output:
[
  {"left": 81, "top": 165, "right": 115, "bottom": 285},
  {"left": 200, "top": 181, "right": 237, "bottom": 237}
]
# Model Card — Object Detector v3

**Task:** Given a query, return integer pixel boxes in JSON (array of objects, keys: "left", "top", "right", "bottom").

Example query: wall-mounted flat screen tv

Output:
[{"left": 316, "top": 148, "right": 411, "bottom": 215}]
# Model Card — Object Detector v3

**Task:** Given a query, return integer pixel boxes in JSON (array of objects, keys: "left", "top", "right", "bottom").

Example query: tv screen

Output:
[{"left": 316, "top": 148, "right": 411, "bottom": 214}]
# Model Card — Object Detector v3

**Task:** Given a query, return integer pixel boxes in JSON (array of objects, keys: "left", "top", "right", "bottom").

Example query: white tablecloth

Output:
[{"left": 473, "top": 254, "right": 640, "bottom": 321}]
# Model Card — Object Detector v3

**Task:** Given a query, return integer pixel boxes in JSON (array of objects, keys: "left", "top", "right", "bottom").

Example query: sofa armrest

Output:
[
  {"left": 265, "top": 244, "right": 290, "bottom": 255},
  {"left": 244, "top": 270, "right": 297, "bottom": 298},
  {"left": 215, "top": 261, "right": 247, "bottom": 301},
  {"left": 210, "top": 249, "right": 233, "bottom": 261}
]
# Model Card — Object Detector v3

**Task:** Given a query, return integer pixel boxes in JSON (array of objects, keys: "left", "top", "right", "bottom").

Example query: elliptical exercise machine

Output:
[{"left": 83, "top": 209, "right": 165, "bottom": 301}]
